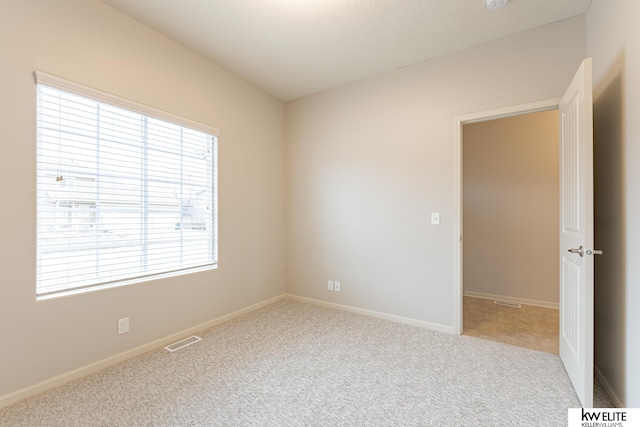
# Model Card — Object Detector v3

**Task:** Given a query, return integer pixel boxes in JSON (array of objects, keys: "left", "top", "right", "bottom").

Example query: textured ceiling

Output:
[{"left": 100, "top": 0, "right": 592, "bottom": 101}]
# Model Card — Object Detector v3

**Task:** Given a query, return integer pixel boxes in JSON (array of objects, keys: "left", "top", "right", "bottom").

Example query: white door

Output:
[{"left": 559, "top": 58, "right": 596, "bottom": 408}]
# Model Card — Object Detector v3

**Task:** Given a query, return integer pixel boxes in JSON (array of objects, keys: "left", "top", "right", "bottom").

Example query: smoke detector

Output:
[{"left": 486, "top": 0, "right": 508, "bottom": 10}]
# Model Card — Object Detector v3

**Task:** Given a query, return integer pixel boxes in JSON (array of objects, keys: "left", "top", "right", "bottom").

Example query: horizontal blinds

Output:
[
  {"left": 36, "top": 76, "right": 218, "bottom": 298},
  {"left": 35, "top": 71, "right": 220, "bottom": 137}
]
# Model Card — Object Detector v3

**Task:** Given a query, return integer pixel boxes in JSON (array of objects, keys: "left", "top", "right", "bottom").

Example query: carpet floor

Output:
[{"left": 1, "top": 299, "right": 586, "bottom": 426}]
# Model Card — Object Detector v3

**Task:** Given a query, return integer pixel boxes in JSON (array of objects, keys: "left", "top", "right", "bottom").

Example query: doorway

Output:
[
  {"left": 461, "top": 109, "right": 560, "bottom": 353},
  {"left": 454, "top": 61, "right": 598, "bottom": 408},
  {"left": 452, "top": 98, "right": 562, "bottom": 336}
]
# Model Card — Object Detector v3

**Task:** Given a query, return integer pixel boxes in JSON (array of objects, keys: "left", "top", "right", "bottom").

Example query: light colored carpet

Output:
[{"left": 1, "top": 299, "right": 585, "bottom": 426}]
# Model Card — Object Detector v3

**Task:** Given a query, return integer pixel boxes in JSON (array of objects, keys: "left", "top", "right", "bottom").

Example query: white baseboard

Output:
[
  {"left": 595, "top": 364, "right": 624, "bottom": 408},
  {"left": 0, "top": 294, "right": 287, "bottom": 409},
  {"left": 285, "top": 294, "right": 455, "bottom": 334},
  {"left": 463, "top": 291, "right": 559, "bottom": 309}
]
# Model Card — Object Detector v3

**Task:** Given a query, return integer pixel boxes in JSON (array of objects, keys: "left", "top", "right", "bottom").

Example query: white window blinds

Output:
[{"left": 35, "top": 72, "right": 218, "bottom": 298}]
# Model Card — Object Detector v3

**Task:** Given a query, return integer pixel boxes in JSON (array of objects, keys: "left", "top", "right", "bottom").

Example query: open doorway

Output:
[
  {"left": 461, "top": 109, "right": 560, "bottom": 353},
  {"left": 451, "top": 98, "right": 562, "bottom": 340},
  {"left": 454, "top": 61, "right": 606, "bottom": 407}
]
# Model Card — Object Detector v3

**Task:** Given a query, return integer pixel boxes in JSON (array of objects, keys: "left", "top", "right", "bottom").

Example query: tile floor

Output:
[{"left": 463, "top": 296, "right": 559, "bottom": 354}]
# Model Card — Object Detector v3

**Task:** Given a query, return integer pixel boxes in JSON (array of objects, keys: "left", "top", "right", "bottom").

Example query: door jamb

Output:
[{"left": 452, "top": 97, "right": 562, "bottom": 335}]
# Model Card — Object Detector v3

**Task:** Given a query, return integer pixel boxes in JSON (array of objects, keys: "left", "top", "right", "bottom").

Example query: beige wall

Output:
[
  {"left": 587, "top": 0, "right": 640, "bottom": 408},
  {"left": 0, "top": 0, "right": 285, "bottom": 399},
  {"left": 286, "top": 17, "right": 586, "bottom": 327},
  {"left": 463, "top": 111, "right": 559, "bottom": 305}
]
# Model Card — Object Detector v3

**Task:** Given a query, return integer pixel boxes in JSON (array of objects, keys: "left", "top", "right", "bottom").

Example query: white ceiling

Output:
[{"left": 100, "top": 0, "right": 592, "bottom": 101}]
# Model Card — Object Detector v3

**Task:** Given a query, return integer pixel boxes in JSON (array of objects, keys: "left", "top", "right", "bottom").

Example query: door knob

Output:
[
  {"left": 568, "top": 246, "right": 603, "bottom": 257},
  {"left": 568, "top": 246, "right": 584, "bottom": 257}
]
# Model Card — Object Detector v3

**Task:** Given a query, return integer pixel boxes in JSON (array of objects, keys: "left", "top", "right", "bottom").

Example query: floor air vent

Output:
[
  {"left": 494, "top": 300, "right": 522, "bottom": 308},
  {"left": 164, "top": 335, "right": 202, "bottom": 352}
]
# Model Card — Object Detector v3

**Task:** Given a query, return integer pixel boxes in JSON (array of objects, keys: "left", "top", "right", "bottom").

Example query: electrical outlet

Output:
[
  {"left": 334, "top": 281, "right": 341, "bottom": 292},
  {"left": 117, "top": 317, "right": 129, "bottom": 335},
  {"left": 328, "top": 280, "right": 334, "bottom": 291}
]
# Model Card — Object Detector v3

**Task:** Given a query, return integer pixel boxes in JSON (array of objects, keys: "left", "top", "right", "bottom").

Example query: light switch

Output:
[{"left": 431, "top": 212, "right": 440, "bottom": 225}]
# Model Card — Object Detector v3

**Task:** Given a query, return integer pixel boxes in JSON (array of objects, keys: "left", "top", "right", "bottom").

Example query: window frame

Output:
[{"left": 35, "top": 71, "right": 219, "bottom": 300}]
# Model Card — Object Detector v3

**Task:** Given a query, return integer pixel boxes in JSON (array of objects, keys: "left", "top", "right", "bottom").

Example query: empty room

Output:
[{"left": 1, "top": 0, "right": 639, "bottom": 425}]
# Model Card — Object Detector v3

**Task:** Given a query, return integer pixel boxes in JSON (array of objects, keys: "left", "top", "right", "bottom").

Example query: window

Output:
[{"left": 35, "top": 72, "right": 218, "bottom": 299}]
